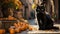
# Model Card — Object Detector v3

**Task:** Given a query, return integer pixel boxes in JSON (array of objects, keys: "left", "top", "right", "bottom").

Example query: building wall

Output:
[
  {"left": 46, "top": 0, "right": 59, "bottom": 22},
  {"left": 21, "top": 0, "right": 58, "bottom": 20},
  {"left": 27, "top": 0, "right": 39, "bottom": 19},
  {"left": 53, "top": 0, "right": 58, "bottom": 20},
  {"left": 23, "top": 0, "right": 36, "bottom": 19}
]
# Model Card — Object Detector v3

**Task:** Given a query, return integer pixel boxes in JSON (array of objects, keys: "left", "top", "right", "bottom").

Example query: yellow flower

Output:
[
  {"left": 16, "top": 6, "right": 18, "bottom": 9},
  {"left": 32, "top": 3, "right": 37, "bottom": 10}
]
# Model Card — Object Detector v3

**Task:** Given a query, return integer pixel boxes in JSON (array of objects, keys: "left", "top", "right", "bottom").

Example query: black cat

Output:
[{"left": 36, "top": 5, "right": 59, "bottom": 30}]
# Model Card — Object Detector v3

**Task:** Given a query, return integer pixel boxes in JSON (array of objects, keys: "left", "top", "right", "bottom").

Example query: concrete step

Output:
[{"left": 27, "top": 24, "right": 60, "bottom": 34}]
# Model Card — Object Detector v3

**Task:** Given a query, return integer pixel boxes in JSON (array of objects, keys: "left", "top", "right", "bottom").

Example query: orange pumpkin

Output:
[
  {"left": 17, "top": 23, "right": 21, "bottom": 27},
  {"left": 8, "top": 16, "right": 13, "bottom": 20},
  {"left": 23, "top": 24, "right": 27, "bottom": 29},
  {"left": 25, "top": 24, "right": 29, "bottom": 29},
  {"left": 29, "top": 27, "right": 33, "bottom": 31},
  {"left": 20, "top": 22, "right": 23, "bottom": 26},
  {"left": 9, "top": 28, "right": 15, "bottom": 34},
  {"left": 15, "top": 28, "right": 20, "bottom": 33},
  {"left": 8, "top": 16, "right": 16, "bottom": 20},
  {"left": 10, "top": 33, "right": 15, "bottom": 34},
  {"left": 19, "top": 27, "right": 22, "bottom": 32},
  {"left": 0, "top": 29, "right": 5, "bottom": 34},
  {"left": 14, "top": 23, "right": 18, "bottom": 28},
  {"left": 24, "top": 23, "right": 29, "bottom": 29},
  {"left": 21, "top": 25, "right": 26, "bottom": 31}
]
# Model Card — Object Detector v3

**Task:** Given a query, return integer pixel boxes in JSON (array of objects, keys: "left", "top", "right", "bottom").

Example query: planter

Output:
[{"left": 0, "top": 18, "right": 17, "bottom": 32}]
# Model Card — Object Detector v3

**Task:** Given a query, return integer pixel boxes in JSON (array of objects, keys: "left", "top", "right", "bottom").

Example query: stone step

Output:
[
  {"left": 27, "top": 24, "right": 60, "bottom": 34},
  {"left": 28, "top": 31, "right": 60, "bottom": 34}
]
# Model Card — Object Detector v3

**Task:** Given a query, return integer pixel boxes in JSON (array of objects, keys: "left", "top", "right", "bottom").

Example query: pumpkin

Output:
[
  {"left": 21, "top": 26, "right": 25, "bottom": 31},
  {"left": 8, "top": 16, "right": 14, "bottom": 20},
  {"left": 10, "top": 33, "right": 15, "bottom": 34},
  {"left": 23, "top": 24, "right": 27, "bottom": 29},
  {"left": 25, "top": 24, "right": 29, "bottom": 29},
  {"left": 14, "top": 23, "right": 18, "bottom": 28},
  {"left": 0, "top": 29, "right": 5, "bottom": 34},
  {"left": 29, "top": 26, "right": 33, "bottom": 31},
  {"left": 8, "top": 16, "right": 16, "bottom": 20},
  {"left": 17, "top": 23, "right": 21, "bottom": 27},
  {"left": 9, "top": 28, "right": 15, "bottom": 34},
  {"left": 24, "top": 23, "right": 29, "bottom": 29},
  {"left": 19, "top": 27, "right": 22, "bottom": 32},
  {"left": 20, "top": 22, "right": 23, "bottom": 25},
  {"left": 15, "top": 28, "right": 20, "bottom": 33},
  {"left": 21, "top": 25, "right": 27, "bottom": 31}
]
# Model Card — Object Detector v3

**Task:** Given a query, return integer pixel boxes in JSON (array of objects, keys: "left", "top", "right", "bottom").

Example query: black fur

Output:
[{"left": 36, "top": 5, "right": 55, "bottom": 30}]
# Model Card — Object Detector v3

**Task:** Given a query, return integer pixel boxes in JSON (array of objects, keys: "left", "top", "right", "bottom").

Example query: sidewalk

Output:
[
  {"left": 6, "top": 19, "right": 60, "bottom": 34},
  {"left": 28, "top": 19, "right": 37, "bottom": 25},
  {"left": 27, "top": 19, "right": 60, "bottom": 34},
  {"left": 28, "top": 24, "right": 60, "bottom": 34}
]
